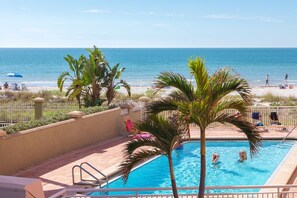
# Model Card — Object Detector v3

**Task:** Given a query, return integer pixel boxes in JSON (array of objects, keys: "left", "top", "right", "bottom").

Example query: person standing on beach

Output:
[
  {"left": 265, "top": 75, "right": 269, "bottom": 87},
  {"left": 285, "top": 73, "right": 289, "bottom": 88}
]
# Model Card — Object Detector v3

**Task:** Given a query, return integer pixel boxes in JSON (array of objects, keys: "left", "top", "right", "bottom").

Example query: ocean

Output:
[{"left": 0, "top": 48, "right": 297, "bottom": 88}]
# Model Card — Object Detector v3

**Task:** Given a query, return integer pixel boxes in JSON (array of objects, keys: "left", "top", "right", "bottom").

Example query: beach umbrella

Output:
[{"left": 6, "top": 72, "right": 23, "bottom": 78}]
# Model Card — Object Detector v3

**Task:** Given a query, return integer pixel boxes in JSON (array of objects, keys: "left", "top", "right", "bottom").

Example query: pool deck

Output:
[{"left": 14, "top": 126, "right": 297, "bottom": 197}]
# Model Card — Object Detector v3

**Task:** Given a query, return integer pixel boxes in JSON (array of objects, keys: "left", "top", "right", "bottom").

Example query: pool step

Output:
[
  {"left": 76, "top": 180, "right": 100, "bottom": 186},
  {"left": 72, "top": 162, "right": 109, "bottom": 188}
]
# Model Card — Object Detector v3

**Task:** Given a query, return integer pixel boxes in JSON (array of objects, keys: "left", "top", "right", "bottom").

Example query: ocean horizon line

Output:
[{"left": 1, "top": 47, "right": 297, "bottom": 49}]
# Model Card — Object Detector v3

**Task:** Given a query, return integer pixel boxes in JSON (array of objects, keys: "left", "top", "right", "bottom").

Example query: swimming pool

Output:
[{"left": 92, "top": 141, "right": 295, "bottom": 195}]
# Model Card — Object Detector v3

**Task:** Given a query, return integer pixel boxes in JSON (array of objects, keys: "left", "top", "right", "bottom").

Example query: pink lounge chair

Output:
[{"left": 124, "top": 119, "right": 151, "bottom": 139}]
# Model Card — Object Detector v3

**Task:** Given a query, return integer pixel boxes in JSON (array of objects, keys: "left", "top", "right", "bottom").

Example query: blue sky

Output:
[{"left": 0, "top": 0, "right": 296, "bottom": 48}]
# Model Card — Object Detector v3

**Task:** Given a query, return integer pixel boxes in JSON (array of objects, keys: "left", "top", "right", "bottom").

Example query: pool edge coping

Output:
[{"left": 261, "top": 142, "right": 297, "bottom": 192}]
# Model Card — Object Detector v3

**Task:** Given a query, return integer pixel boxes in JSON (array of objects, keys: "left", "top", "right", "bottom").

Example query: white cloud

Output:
[
  {"left": 258, "top": 17, "right": 283, "bottom": 23},
  {"left": 141, "top": 11, "right": 184, "bottom": 18},
  {"left": 122, "top": 11, "right": 184, "bottom": 18},
  {"left": 81, "top": 9, "right": 110, "bottom": 14},
  {"left": 203, "top": 14, "right": 283, "bottom": 23},
  {"left": 204, "top": 14, "right": 238, "bottom": 20}
]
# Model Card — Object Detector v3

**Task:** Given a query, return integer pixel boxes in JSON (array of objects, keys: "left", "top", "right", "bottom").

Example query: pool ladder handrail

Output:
[
  {"left": 281, "top": 125, "right": 297, "bottom": 143},
  {"left": 72, "top": 162, "right": 109, "bottom": 188}
]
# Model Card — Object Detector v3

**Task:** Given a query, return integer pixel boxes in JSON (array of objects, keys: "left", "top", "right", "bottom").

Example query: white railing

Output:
[
  {"left": 0, "top": 101, "right": 80, "bottom": 127},
  {"left": 0, "top": 101, "right": 34, "bottom": 125},
  {"left": 48, "top": 184, "right": 297, "bottom": 198},
  {"left": 148, "top": 106, "right": 297, "bottom": 127}
]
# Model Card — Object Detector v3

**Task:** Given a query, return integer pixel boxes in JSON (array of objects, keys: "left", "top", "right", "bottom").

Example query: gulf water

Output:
[{"left": 0, "top": 48, "right": 297, "bottom": 87}]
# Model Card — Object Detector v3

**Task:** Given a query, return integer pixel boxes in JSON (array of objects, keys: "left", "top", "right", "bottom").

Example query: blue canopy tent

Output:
[
  {"left": 4, "top": 73, "right": 24, "bottom": 90},
  {"left": 6, "top": 73, "right": 23, "bottom": 78}
]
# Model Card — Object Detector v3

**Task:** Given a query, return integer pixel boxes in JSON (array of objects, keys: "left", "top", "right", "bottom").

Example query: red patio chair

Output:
[{"left": 124, "top": 119, "right": 151, "bottom": 139}]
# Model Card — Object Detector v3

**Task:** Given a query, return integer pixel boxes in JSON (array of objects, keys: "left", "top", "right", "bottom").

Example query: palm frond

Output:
[
  {"left": 117, "top": 80, "right": 131, "bottom": 97},
  {"left": 57, "top": 72, "right": 72, "bottom": 91},
  {"left": 211, "top": 97, "right": 248, "bottom": 116},
  {"left": 119, "top": 149, "right": 163, "bottom": 183},
  {"left": 64, "top": 55, "right": 75, "bottom": 72},
  {"left": 213, "top": 113, "right": 262, "bottom": 156},
  {"left": 168, "top": 90, "right": 192, "bottom": 102},
  {"left": 135, "top": 115, "right": 186, "bottom": 152},
  {"left": 124, "top": 138, "right": 163, "bottom": 155},
  {"left": 155, "top": 72, "right": 195, "bottom": 101},
  {"left": 188, "top": 57, "right": 209, "bottom": 94},
  {"left": 147, "top": 99, "right": 179, "bottom": 114},
  {"left": 210, "top": 68, "right": 252, "bottom": 104},
  {"left": 120, "top": 114, "right": 186, "bottom": 183},
  {"left": 188, "top": 101, "right": 209, "bottom": 128}
]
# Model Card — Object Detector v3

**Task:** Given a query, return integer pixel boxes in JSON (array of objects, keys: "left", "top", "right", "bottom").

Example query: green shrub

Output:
[{"left": 4, "top": 106, "right": 111, "bottom": 134}]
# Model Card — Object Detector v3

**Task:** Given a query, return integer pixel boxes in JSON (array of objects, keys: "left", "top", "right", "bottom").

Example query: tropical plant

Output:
[
  {"left": 147, "top": 57, "right": 262, "bottom": 198},
  {"left": 119, "top": 115, "right": 186, "bottom": 198},
  {"left": 57, "top": 55, "right": 85, "bottom": 108},
  {"left": 58, "top": 46, "right": 131, "bottom": 107},
  {"left": 104, "top": 63, "right": 131, "bottom": 105},
  {"left": 82, "top": 46, "right": 109, "bottom": 107}
]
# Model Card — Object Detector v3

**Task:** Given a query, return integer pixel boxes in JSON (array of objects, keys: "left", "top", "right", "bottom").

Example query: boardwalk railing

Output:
[
  {"left": 48, "top": 184, "right": 297, "bottom": 198},
  {"left": 145, "top": 106, "right": 297, "bottom": 127}
]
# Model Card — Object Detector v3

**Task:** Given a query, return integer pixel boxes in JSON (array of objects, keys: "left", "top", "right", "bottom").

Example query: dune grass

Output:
[
  {"left": 0, "top": 90, "right": 67, "bottom": 102},
  {"left": 253, "top": 93, "right": 297, "bottom": 106}
]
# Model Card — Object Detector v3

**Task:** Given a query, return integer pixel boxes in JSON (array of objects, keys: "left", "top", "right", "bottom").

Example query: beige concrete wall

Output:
[{"left": 0, "top": 108, "right": 126, "bottom": 175}]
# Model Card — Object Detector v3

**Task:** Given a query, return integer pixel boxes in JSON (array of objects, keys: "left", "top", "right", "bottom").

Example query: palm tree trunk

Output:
[
  {"left": 92, "top": 79, "right": 98, "bottom": 102},
  {"left": 198, "top": 128, "right": 206, "bottom": 198},
  {"left": 187, "top": 124, "right": 190, "bottom": 138},
  {"left": 107, "top": 84, "right": 115, "bottom": 105},
  {"left": 76, "top": 95, "right": 81, "bottom": 108},
  {"left": 168, "top": 156, "right": 179, "bottom": 198}
]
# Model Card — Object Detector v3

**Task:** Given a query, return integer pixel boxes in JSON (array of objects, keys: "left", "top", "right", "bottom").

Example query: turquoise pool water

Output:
[{"left": 92, "top": 141, "right": 294, "bottom": 195}]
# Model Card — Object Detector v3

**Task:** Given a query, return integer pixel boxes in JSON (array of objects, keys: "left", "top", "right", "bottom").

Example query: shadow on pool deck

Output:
[
  {"left": 13, "top": 126, "right": 297, "bottom": 197},
  {"left": 14, "top": 136, "right": 129, "bottom": 197}
]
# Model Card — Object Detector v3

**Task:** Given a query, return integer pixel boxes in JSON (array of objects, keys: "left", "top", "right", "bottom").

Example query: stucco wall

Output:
[{"left": 0, "top": 108, "right": 126, "bottom": 175}]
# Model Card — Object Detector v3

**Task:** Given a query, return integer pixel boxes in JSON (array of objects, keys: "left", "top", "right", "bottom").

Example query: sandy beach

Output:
[
  {"left": 130, "top": 85, "right": 297, "bottom": 97},
  {"left": 251, "top": 86, "right": 297, "bottom": 97},
  {"left": 3, "top": 85, "right": 297, "bottom": 98}
]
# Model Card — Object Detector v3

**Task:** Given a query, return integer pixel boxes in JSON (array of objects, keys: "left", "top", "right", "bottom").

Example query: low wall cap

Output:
[
  {"left": 139, "top": 96, "right": 151, "bottom": 102},
  {"left": 0, "top": 130, "right": 7, "bottom": 138},
  {"left": 67, "top": 111, "right": 85, "bottom": 119},
  {"left": 33, "top": 97, "right": 45, "bottom": 102}
]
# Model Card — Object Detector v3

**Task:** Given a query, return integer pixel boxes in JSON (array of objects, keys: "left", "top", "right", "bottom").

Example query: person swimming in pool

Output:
[
  {"left": 212, "top": 153, "right": 220, "bottom": 164},
  {"left": 238, "top": 150, "right": 247, "bottom": 162}
]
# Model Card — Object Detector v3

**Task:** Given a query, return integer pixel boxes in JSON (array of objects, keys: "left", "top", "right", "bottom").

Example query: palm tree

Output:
[
  {"left": 119, "top": 115, "right": 186, "bottom": 198},
  {"left": 104, "top": 63, "right": 131, "bottom": 105},
  {"left": 147, "top": 57, "right": 262, "bottom": 198},
  {"left": 82, "top": 46, "right": 109, "bottom": 106},
  {"left": 57, "top": 55, "right": 85, "bottom": 108}
]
